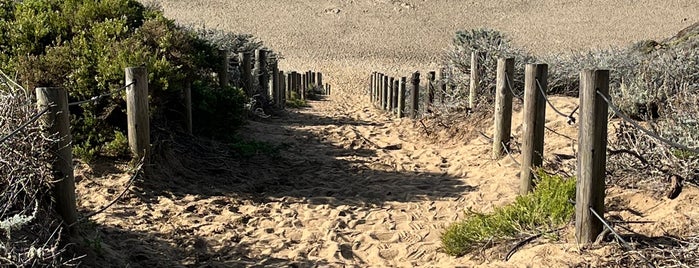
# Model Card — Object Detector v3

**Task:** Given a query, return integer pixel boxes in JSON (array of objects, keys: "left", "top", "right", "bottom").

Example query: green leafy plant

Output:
[{"left": 441, "top": 170, "right": 575, "bottom": 256}]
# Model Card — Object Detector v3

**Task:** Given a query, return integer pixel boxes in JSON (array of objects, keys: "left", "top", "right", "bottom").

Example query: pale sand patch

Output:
[{"left": 73, "top": 1, "right": 699, "bottom": 266}]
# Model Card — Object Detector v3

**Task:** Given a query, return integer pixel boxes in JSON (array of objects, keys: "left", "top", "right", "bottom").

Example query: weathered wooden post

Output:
[
  {"left": 398, "top": 77, "right": 407, "bottom": 118},
  {"left": 493, "top": 58, "right": 515, "bottom": 158},
  {"left": 469, "top": 51, "right": 486, "bottom": 110},
  {"left": 439, "top": 69, "right": 447, "bottom": 104},
  {"left": 576, "top": 69, "right": 610, "bottom": 244},
  {"left": 297, "top": 73, "right": 303, "bottom": 98},
  {"left": 301, "top": 73, "right": 307, "bottom": 100},
  {"left": 270, "top": 58, "right": 279, "bottom": 104},
  {"left": 410, "top": 71, "right": 420, "bottom": 119},
  {"left": 392, "top": 79, "right": 399, "bottom": 115},
  {"left": 286, "top": 72, "right": 293, "bottom": 99},
  {"left": 326, "top": 84, "right": 331, "bottom": 95},
  {"left": 520, "top": 64, "right": 547, "bottom": 195},
  {"left": 278, "top": 70, "right": 285, "bottom": 108},
  {"left": 126, "top": 67, "right": 150, "bottom": 162},
  {"left": 427, "top": 71, "right": 436, "bottom": 111},
  {"left": 219, "top": 49, "right": 230, "bottom": 88},
  {"left": 388, "top": 77, "right": 395, "bottom": 111},
  {"left": 36, "top": 87, "right": 78, "bottom": 232},
  {"left": 254, "top": 49, "right": 268, "bottom": 95},
  {"left": 381, "top": 76, "right": 390, "bottom": 111},
  {"left": 370, "top": 72, "right": 376, "bottom": 102},
  {"left": 239, "top": 52, "right": 253, "bottom": 97},
  {"left": 317, "top": 72, "right": 323, "bottom": 91},
  {"left": 376, "top": 73, "right": 385, "bottom": 109},
  {"left": 185, "top": 81, "right": 193, "bottom": 134}
]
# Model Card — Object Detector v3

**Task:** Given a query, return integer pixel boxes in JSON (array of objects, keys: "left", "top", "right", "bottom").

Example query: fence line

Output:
[
  {"left": 68, "top": 81, "right": 136, "bottom": 107},
  {"left": 366, "top": 55, "right": 698, "bottom": 247}
]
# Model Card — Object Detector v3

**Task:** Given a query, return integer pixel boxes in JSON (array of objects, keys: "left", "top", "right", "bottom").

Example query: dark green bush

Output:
[{"left": 0, "top": 0, "right": 267, "bottom": 160}]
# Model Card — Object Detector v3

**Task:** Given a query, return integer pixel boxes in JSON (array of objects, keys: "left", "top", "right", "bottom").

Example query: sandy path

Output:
[{"left": 71, "top": 1, "right": 699, "bottom": 267}]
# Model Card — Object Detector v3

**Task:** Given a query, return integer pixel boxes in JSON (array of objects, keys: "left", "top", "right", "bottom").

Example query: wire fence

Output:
[
  {"left": 0, "top": 81, "right": 136, "bottom": 145},
  {"left": 596, "top": 90, "right": 699, "bottom": 155},
  {"left": 67, "top": 80, "right": 135, "bottom": 107},
  {"left": 535, "top": 78, "right": 578, "bottom": 125}
]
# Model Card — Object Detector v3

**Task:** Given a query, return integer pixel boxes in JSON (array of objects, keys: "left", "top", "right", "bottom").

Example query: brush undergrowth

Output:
[{"left": 441, "top": 170, "right": 575, "bottom": 257}]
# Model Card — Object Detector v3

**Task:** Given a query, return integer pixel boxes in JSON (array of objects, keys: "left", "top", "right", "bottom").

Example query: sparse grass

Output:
[
  {"left": 285, "top": 91, "right": 309, "bottom": 108},
  {"left": 441, "top": 170, "right": 575, "bottom": 257}
]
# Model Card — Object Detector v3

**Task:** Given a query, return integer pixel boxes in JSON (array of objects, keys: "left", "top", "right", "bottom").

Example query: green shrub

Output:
[
  {"left": 441, "top": 171, "right": 575, "bottom": 256},
  {"left": 286, "top": 91, "right": 309, "bottom": 108},
  {"left": 0, "top": 0, "right": 267, "bottom": 159}
]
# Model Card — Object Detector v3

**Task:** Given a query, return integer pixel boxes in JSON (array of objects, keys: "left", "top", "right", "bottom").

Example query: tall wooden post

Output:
[
  {"left": 398, "top": 77, "right": 407, "bottom": 118},
  {"left": 36, "top": 87, "right": 77, "bottom": 232},
  {"left": 493, "top": 58, "right": 515, "bottom": 158},
  {"left": 410, "top": 71, "right": 420, "bottom": 119},
  {"left": 317, "top": 73, "right": 323, "bottom": 90},
  {"left": 297, "top": 73, "right": 303, "bottom": 99},
  {"left": 392, "top": 79, "right": 399, "bottom": 115},
  {"left": 286, "top": 72, "right": 293, "bottom": 99},
  {"left": 439, "top": 69, "right": 447, "bottom": 104},
  {"left": 576, "top": 69, "right": 610, "bottom": 244},
  {"left": 301, "top": 73, "right": 308, "bottom": 100},
  {"left": 270, "top": 58, "right": 279, "bottom": 103},
  {"left": 279, "top": 70, "right": 285, "bottom": 108},
  {"left": 469, "top": 51, "right": 486, "bottom": 110},
  {"left": 520, "top": 64, "right": 547, "bottom": 195},
  {"left": 326, "top": 84, "right": 331, "bottom": 95},
  {"left": 370, "top": 72, "right": 376, "bottom": 102},
  {"left": 219, "top": 49, "right": 230, "bottom": 88},
  {"left": 381, "top": 76, "right": 390, "bottom": 111},
  {"left": 126, "top": 67, "right": 150, "bottom": 162},
  {"left": 427, "top": 71, "right": 436, "bottom": 110},
  {"left": 239, "top": 52, "right": 253, "bottom": 97},
  {"left": 376, "top": 73, "right": 386, "bottom": 109},
  {"left": 254, "top": 49, "right": 268, "bottom": 95},
  {"left": 185, "top": 81, "right": 193, "bottom": 134},
  {"left": 388, "top": 77, "right": 395, "bottom": 111}
]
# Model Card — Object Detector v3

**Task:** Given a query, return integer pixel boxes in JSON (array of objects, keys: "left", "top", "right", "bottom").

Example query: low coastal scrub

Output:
[{"left": 441, "top": 171, "right": 575, "bottom": 256}]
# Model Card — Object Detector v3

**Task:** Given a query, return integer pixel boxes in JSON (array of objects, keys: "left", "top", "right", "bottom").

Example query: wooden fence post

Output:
[
  {"left": 219, "top": 49, "right": 230, "bottom": 88},
  {"left": 381, "top": 76, "right": 390, "bottom": 111},
  {"left": 520, "top": 63, "right": 547, "bottom": 195},
  {"left": 398, "top": 77, "right": 406, "bottom": 118},
  {"left": 286, "top": 72, "right": 293, "bottom": 99},
  {"left": 297, "top": 73, "right": 303, "bottom": 99},
  {"left": 278, "top": 70, "right": 285, "bottom": 108},
  {"left": 270, "top": 58, "right": 279, "bottom": 104},
  {"left": 126, "top": 67, "right": 150, "bottom": 162},
  {"left": 469, "top": 51, "right": 486, "bottom": 110},
  {"left": 254, "top": 49, "right": 268, "bottom": 95},
  {"left": 392, "top": 78, "right": 399, "bottom": 115},
  {"left": 376, "top": 73, "right": 385, "bottom": 109},
  {"left": 239, "top": 52, "right": 253, "bottom": 97},
  {"left": 439, "top": 69, "right": 447, "bottom": 104},
  {"left": 317, "top": 73, "right": 323, "bottom": 90},
  {"left": 427, "top": 71, "right": 436, "bottom": 111},
  {"left": 369, "top": 72, "right": 376, "bottom": 104},
  {"left": 493, "top": 58, "right": 515, "bottom": 158},
  {"left": 301, "top": 73, "right": 307, "bottom": 100},
  {"left": 36, "top": 87, "right": 78, "bottom": 232},
  {"left": 185, "top": 81, "right": 193, "bottom": 134},
  {"left": 410, "top": 71, "right": 420, "bottom": 119},
  {"left": 388, "top": 77, "right": 395, "bottom": 111},
  {"left": 576, "top": 69, "right": 610, "bottom": 244},
  {"left": 326, "top": 84, "right": 331, "bottom": 95}
]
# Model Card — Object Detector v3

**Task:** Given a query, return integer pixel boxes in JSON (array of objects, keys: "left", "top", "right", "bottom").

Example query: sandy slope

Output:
[{"left": 73, "top": 1, "right": 699, "bottom": 267}]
